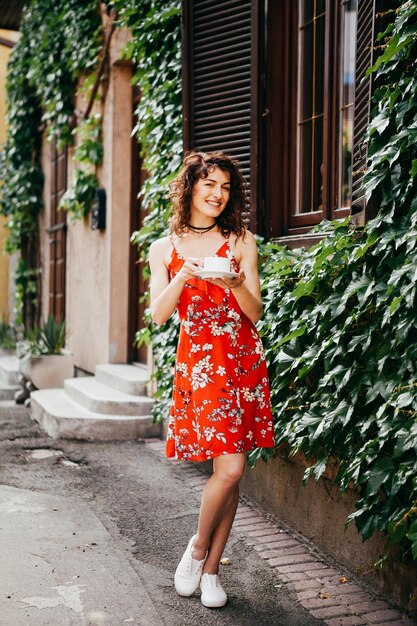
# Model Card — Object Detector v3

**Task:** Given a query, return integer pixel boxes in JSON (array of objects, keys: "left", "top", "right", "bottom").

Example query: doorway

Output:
[
  {"left": 46, "top": 143, "right": 67, "bottom": 322},
  {"left": 127, "top": 87, "right": 147, "bottom": 364}
]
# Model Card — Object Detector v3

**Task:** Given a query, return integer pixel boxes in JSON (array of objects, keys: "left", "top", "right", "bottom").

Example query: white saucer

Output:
[{"left": 194, "top": 270, "right": 239, "bottom": 279}]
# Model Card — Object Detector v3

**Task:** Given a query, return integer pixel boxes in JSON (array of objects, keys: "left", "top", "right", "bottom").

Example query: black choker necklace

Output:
[{"left": 187, "top": 222, "right": 216, "bottom": 234}]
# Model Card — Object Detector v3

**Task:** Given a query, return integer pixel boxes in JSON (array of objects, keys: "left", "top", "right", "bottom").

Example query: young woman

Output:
[{"left": 149, "top": 151, "right": 275, "bottom": 608}]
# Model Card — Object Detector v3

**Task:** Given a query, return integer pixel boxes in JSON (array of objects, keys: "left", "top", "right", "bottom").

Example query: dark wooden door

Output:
[
  {"left": 46, "top": 143, "right": 67, "bottom": 322},
  {"left": 128, "top": 87, "right": 147, "bottom": 364}
]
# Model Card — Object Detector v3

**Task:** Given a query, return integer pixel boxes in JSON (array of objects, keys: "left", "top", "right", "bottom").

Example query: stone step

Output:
[
  {"left": 95, "top": 363, "right": 149, "bottom": 396},
  {"left": 0, "top": 382, "right": 20, "bottom": 401},
  {"left": 64, "top": 377, "right": 154, "bottom": 415},
  {"left": 0, "top": 356, "right": 20, "bottom": 386},
  {"left": 30, "top": 389, "right": 161, "bottom": 441}
]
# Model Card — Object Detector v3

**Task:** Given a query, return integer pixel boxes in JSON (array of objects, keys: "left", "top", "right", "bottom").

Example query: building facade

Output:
[{"left": 1, "top": 0, "right": 397, "bottom": 373}]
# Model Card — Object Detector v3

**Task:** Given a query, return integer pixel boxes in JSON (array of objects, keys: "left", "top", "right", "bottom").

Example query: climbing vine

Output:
[
  {"left": 251, "top": 0, "right": 417, "bottom": 568},
  {"left": 117, "top": 0, "right": 417, "bottom": 571},
  {"left": 113, "top": 0, "right": 182, "bottom": 420},
  {"left": 60, "top": 114, "right": 104, "bottom": 220},
  {"left": 0, "top": 0, "right": 101, "bottom": 323}
]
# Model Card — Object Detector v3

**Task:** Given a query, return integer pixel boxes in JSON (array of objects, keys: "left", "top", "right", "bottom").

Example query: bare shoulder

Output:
[
  {"left": 149, "top": 236, "right": 172, "bottom": 267},
  {"left": 149, "top": 235, "right": 171, "bottom": 254},
  {"left": 232, "top": 229, "right": 258, "bottom": 258}
]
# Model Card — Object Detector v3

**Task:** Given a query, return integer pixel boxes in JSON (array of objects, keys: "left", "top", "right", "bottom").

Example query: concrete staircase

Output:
[
  {"left": 0, "top": 355, "right": 20, "bottom": 401},
  {"left": 30, "top": 363, "right": 161, "bottom": 441}
]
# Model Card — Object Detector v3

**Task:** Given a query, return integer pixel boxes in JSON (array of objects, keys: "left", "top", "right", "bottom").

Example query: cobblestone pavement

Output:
[
  {"left": 0, "top": 401, "right": 416, "bottom": 626},
  {"left": 146, "top": 440, "right": 417, "bottom": 626}
]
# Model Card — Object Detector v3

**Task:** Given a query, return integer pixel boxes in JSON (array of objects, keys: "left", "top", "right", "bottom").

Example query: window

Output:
[
  {"left": 262, "top": 0, "right": 379, "bottom": 241},
  {"left": 290, "top": 0, "right": 357, "bottom": 232},
  {"left": 182, "top": 0, "right": 391, "bottom": 242},
  {"left": 296, "top": 0, "right": 326, "bottom": 216}
]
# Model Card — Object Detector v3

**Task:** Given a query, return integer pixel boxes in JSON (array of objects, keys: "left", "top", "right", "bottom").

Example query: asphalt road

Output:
[{"left": 0, "top": 405, "right": 324, "bottom": 626}]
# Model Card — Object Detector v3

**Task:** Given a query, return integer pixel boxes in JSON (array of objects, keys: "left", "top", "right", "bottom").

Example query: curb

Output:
[{"left": 145, "top": 439, "right": 417, "bottom": 626}]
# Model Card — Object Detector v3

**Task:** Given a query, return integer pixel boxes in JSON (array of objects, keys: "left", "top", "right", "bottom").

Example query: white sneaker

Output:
[
  {"left": 200, "top": 573, "right": 228, "bottom": 608},
  {"left": 174, "top": 535, "right": 207, "bottom": 596}
]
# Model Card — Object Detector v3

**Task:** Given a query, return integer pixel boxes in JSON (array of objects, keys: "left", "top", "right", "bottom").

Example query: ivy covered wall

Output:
[
  {"left": 0, "top": 0, "right": 101, "bottom": 325},
  {"left": 254, "top": 1, "right": 417, "bottom": 569}
]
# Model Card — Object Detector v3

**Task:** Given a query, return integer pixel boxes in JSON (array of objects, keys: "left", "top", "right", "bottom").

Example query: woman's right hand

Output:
[{"left": 177, "top": 257, "right": 203, "bottom": 284}]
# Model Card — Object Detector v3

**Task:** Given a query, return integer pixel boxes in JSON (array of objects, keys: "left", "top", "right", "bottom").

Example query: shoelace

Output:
[{"left": 187, "top": 555, "right": 204, "bottom": 575}]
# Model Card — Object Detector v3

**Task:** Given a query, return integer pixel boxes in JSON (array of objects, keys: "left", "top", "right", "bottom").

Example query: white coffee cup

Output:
[{"left": 203, "top": 257, "right": 231, "bottom": 273}]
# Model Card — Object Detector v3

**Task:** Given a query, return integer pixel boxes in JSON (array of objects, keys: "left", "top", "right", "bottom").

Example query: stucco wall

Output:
[{"left": 64, "top": 26, "right": 133, "bottom": 372}]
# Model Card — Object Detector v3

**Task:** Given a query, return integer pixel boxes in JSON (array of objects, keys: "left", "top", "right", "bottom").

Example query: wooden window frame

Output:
[{"left": 263, "top": 0, "right": 356, "bottom": 242}]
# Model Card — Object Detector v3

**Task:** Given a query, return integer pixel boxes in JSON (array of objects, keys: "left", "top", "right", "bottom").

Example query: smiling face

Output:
[{"left": 190, "top": 167, "right": 231, "bottom": 224}]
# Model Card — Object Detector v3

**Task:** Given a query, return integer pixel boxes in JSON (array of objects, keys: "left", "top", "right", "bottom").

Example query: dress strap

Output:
[{"left": 168, "top": 233, "right": 179, "bottom": 258}]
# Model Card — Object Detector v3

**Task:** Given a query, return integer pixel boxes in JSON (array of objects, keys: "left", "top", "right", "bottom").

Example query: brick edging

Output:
[{"left": 145, "top": 440, "right": 416, "bottom": 626}]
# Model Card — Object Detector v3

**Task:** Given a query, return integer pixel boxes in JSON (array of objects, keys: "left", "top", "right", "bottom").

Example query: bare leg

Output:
[
  {"left": 203, "top": 486, "right": 239, "bottom": 574},
  {"left": 191, "top": 453, "right": 246, "bottom": 571}
]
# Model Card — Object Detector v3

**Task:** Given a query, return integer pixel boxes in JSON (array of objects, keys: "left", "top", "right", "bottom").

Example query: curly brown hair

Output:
[{"left": 168, "top": 151, "right": 247, "bottom": 237}]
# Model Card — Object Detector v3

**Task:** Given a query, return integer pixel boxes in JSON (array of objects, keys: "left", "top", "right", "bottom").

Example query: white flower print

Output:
[
  {"left": 242, "top": 387, "right": 255, "bottom": 402},
  {"left": 203, "top": 426, "right": 216, "bottom": 442},
  {"left": 227, "top": 309, "right": 241, "bottom": 322},
  {"left": 192, "top": 419, "right": 201, "bottom": 438},
  {"left": 202, "top": 343, "right": 213, "bottom": 351},
  {"left": 191, "top": 355, "right": 213, "bottom": 391},
  {"left": 176, "top": 362, "right": 188, "bottom": 377},
  {"left": 216, "top": 365, "right": 226, "bottom": 376},
  {"left": 211, "top": 323, "right": 224, "bottom": 336},
  {"left": 182, "top": 319, "right": 194, "bottom": 335}
]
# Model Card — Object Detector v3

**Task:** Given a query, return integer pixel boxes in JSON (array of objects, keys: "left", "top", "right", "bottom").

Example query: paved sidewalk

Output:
[
  {"left": 146, "top": 440, "right": 417, "bottom": 626},
  {"left": 0, "top": 485, "right": 162, "bottom": 625}
]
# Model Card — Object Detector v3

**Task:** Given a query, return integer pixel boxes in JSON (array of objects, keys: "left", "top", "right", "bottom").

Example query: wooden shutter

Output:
[
  {"left": 351, "top": 0, "right": 398, "bottom": 215},
  {"left": 351, "top": 0, "right": 376, "bottom": 214},
  {"left": 182, "top": 0, "right": 258, "bottom": 221}
]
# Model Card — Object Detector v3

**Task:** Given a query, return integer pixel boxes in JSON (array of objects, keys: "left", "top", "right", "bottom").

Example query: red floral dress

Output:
[{"left": 166, "top": 238, "right": 275, "bottom": 462}]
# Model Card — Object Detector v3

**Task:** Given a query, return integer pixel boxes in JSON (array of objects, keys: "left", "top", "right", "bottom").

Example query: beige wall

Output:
[
  {"left": 0, "top": 30, "right": 20, "bottom": 321},
  {"left": 63, "top": 26, "right": 133, "bottom": 372}
]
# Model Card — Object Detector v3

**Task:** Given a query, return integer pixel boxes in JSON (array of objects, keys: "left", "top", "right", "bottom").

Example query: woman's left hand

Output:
[{"left": 207, "top": 270, "right": 246, "bottom": 290}]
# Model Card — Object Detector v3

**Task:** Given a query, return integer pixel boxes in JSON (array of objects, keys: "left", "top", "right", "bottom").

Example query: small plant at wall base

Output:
[
  {"left": 252, "top": 0, "right": 417, "bottom": 571},
  {"left": 22, "top": 316, "right": 67, "bottom": 357}
]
